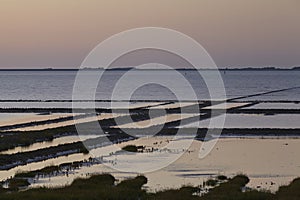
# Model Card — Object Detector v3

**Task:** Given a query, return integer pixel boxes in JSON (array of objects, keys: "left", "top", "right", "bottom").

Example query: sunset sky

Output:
[{"left": 0, "top": 0, "right": 299, "bottom": 68}]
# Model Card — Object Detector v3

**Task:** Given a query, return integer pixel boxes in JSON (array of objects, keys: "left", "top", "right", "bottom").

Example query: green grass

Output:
[
  {"left": 200, "top": 175, "right": 274, "bottom": 200},
  {"left": 122, "top": 145, "right": 139, "bottom": 152},
  {"left": 217, "top": 175, "right": 228, "bottom": 181},
  {"left": 205, "top": 179, "right": 218, "bottom": 187},
  {"left": 0, "top": 174, "right": 146, "bottom": 200},
  {"left": 7, "top": 179, "right": 30, "bottom": 191},
  {"left": 122, "top": 145, "right": 145, "bottom": 153},
  {"left": 1, "top": 174, "right": 300, "bottom": 199},
  {"left": 276, "top": 177, "right": 300, "bottom": 200}
]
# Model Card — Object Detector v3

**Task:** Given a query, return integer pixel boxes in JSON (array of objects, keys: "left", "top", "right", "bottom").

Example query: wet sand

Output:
[
  {"left": 1, "top": 100, "right": 300, "bottom": 192},
  {"left": 245, "top": 102, "right": 300, "bottom": 110},
  {"left": 24, "top": 137, "right": 300, "bottom": 192},
  {"left": 149, "top": 102, "right": 198, "bottom": 109},
  {"left": 119, "top": 137, "right": 300, "bottom": 192},
  {"left": 202, "top": 102, "right": 251, "bottom": 109},
  {"left": 0, "top": 153, "right": 91, "bottom": 181},
  {"left": 0, "top": 113, "right": 75, "bottom": 127},
  {"left": 10, "top": 113, "right": 126, "bottom": 131},
  {"left": 0, "top": 135, "right": 100, "bottom": 155},
  {"left": 113, "top": 114, "right": 199, "bottom": 129},
  {"left": 178, "top": 113, "right": 300, "bottom": 129}
]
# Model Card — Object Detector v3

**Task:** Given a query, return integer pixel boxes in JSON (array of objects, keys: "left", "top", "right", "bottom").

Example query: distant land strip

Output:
[{"left": 0, "top": 66, "right": 300, "bottom": 71}]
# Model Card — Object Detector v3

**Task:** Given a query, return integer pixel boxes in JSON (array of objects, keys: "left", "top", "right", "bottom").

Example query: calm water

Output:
[
  {"left": 0, "top": 70, "right": 299, "bottom": 191},
  {"left": 0, "top": 70, "right": 299, "bottom": 101}
]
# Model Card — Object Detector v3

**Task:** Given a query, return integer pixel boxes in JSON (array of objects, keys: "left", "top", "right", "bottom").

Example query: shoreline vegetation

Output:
[{"left": 1, "top": 173, "right": 300, "bottom": 199}]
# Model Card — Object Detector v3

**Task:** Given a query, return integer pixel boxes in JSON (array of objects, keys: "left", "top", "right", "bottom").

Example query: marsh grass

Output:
[
  {"left": 1, "top": 173, "right": 300, "bottom": 199},
  {"left": 121, "top": 145, "right": 145, "bottom": 153}
]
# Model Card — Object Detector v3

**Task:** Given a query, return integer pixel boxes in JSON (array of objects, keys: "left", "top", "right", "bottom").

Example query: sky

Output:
[{"left": 0, "top": 0, "right": 299, "bottom": 69}]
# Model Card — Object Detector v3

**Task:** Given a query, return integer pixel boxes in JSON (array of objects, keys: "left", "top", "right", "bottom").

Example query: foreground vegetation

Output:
[{"left": 1, "top": 173, "right": 300, "bottom": 199}]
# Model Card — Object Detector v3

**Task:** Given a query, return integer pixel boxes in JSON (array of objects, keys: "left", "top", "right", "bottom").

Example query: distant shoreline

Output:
[{"left": 0, "top": 67, "right": 300, "bottom": 71}]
